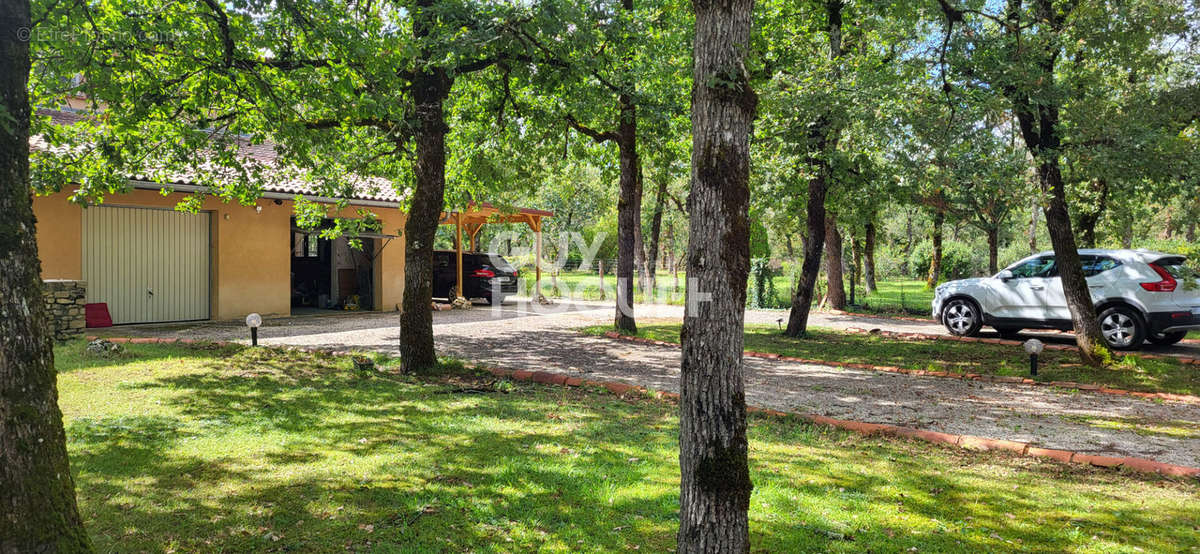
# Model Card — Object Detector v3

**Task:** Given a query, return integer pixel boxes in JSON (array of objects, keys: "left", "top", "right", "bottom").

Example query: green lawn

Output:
[
  {"left": 528, "top": 271, "right": 935, "bottom": 317},
  {"left": 853, "top": 279, "right": 936, "bottom": 318},
  {"left": 582, "top": 324, "right": 1200, "bottom": 397},
  {"left": 56, "top": 341, "right": 1198, "bottom": 552},
  {"left": 531, "top": 270, "right": 686, "bottom": 305}
]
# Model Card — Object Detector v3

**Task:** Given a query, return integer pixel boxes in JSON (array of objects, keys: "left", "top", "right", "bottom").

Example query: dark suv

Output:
[{"left": 433, "top": 251, "right": 519, "bottom": 305}]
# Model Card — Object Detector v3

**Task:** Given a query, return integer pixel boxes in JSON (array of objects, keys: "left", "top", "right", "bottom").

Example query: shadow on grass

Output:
[
  {"left": 747, "top": 416, "right": 1199, "bottom": 552},
  {"left": 63, "top": 346, "right": 1199, "bottom": 552}
]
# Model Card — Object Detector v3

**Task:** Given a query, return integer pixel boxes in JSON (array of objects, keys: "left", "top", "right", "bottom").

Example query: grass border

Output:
[{"left": 592, "top": 329, "right": 1200, "bottom": 405}]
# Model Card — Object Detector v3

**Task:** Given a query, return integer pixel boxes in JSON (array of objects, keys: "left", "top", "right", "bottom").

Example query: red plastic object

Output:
[{"left": 85, "top": 303, "right": 113, "bottom": 328}]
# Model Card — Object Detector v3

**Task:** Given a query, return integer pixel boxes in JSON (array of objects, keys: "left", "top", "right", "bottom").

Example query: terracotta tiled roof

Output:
[{"left": 32, "top": 109, "right": 406, "bottom": 204}]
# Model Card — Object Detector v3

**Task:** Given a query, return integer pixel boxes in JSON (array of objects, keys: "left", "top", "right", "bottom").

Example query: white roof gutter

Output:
[{"left": 127, "top": 180, "right": 403, "bottom": 209}]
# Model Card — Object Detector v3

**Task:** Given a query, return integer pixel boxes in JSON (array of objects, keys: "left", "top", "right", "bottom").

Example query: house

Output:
[{"left": 32, "top": 110, "right": 550, "bottom": 325}]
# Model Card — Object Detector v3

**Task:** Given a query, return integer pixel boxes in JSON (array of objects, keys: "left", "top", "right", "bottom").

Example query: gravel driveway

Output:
[{"left": 112, "top": 298, "right": 1200, "bottom": 468}]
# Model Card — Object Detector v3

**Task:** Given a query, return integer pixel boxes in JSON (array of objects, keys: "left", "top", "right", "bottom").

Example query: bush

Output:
[
  {"left": 907, "top": 240, "right": 984, "bottom": 281},
  {"left": 747, "top": 258, "right": 779, "bottom": 309},
  {"left": 1135, "top": 239, "right": 1200, "bottom": 261},
  {"left": 998, "top": 241, "right": 1036, "bottom": 270},
  {"left": 876, "top": 244, "right": 911, "bottom": 280}
]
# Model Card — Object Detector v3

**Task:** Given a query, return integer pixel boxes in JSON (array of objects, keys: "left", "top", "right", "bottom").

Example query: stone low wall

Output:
[{"left": 43, "top": 280, "right": 87, "bottom": 342}]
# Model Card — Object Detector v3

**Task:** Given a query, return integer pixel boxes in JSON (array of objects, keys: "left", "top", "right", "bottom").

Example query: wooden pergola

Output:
[{"left": 439, "top": 202, "right": 554, "bottom": 300}]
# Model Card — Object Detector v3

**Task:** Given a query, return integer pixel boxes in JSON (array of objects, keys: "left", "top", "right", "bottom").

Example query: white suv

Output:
[{"left": 932, "top": 249, "right": 1200, "bottom": 350}]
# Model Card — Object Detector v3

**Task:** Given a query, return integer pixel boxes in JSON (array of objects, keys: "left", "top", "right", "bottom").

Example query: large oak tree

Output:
[
  {"left": 677, "top": 0, "right": 755, "bottom": 550},
  {"left": 0, "top": 0, "right": 92, "bottom": 549},
  {"left": 33, "top": 0, "right": 562, "bottom": 372}
]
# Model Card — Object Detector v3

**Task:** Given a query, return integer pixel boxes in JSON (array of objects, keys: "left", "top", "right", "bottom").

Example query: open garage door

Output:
[{"left": 82, "top": 205, "right": 211, "bottom": 324}]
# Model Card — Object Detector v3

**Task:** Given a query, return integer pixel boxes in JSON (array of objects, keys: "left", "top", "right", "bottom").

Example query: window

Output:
[
  {"left": 1155, "top": 257, "right": 1190, "bottom": 279},
  {"left": 1007, "top": 257, "right": 1056, "bottom": 278},
  {"left": 293, "top": 232, "right": 320, "bottom": 258},
  {"left": 1080, "top": 255, "right": 1122, "bottom": 277}
]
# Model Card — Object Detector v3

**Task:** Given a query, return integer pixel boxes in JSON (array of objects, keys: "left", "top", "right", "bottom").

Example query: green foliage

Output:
[
  {"left": 906, "top": 240, "right": 982, "bottom": 281},
  {"left": 30, "top": 0, "right": 565, "bottom": 234},
  {"left": 749, "top": 215, "right": 771, "bottom": 260},
  {"left": 746, "top": 258, "right": 777, "bottom": 309}
]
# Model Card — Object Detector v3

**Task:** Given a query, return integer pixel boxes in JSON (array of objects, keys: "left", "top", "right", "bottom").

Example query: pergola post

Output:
[
  {"left": 455, "top": 212, "right": 464, "bottom": 300},
  {"left": 534, "top": 218, "right": 543, "bottom": 300},
  {"left": 437, "top": 204, "right": 554, "bottom": 306}
]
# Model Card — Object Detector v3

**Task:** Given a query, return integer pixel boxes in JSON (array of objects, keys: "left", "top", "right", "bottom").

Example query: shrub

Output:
[
  {"left": 907, "top": 240, "right": 984, "bottom": 281},
  {"left": 747, "top": 258, "right": 778, "bottom": 309}
]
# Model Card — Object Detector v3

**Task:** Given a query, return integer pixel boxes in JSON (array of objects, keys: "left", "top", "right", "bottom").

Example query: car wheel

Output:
[
  {"left": 995, "top": 327, "right": 1023, "bottom": 340},
  {"left": 1147, "top": 330, "right": 1187, "bottom": 346},
  {"left": 942, "top": 298, "right": 982, "bottom": 337},
  {"left": 1098, "top": 306, "right": 1146, "bottom": 350}
]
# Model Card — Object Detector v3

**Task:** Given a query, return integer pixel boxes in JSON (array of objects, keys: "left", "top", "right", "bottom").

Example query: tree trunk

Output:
[
  {"left": 615, "top": 93, "right": 642, "bottom": 331},
  {"left": 1041, "top": 171, "right": 1108, "bottom": 365},
  {"left": 399, "top": 4, "right": 451, "bottom": 373},
  {"left": 902, "top": 207, "right": 915, "bottom": 275},
  {"left": 927, "top": 208, "right": 944, "bottom": 288},
  {"left": 646, "top": 173, "right": 668, "bottom": 293},
  {"left": 1028, "top": 195, "right": 1039, "bottom": 254},
  {"left": 986, "top": 226, "right": 999, "bottom": 275},
  {"left": 849, "top": 235, "right": 861, "bottom": 306},
  {"left": 824, "top": 213, "right": 846, "bottom": 310},
  {"left": 635, "top": 220, "right": 649, "bottom": 294},
  {"left": 1, "top": 0, "right": 93, "bottom": 548},
  {"left": 863, "top": 220, "right": 877, "bottom": 293},
  {"left": 783, "top": 0, "right": 843, "bottom": 336},
  {"left": 678, "top": 0, "right": 755, "bottom": 551},
  {"left": 613, "top": 0, "right": 642, "bottom": 331},
  {"left": 783, "top": 175, "right": 826, "bottom": 336},
  {"left": 1012, "top": 95, "right": 1108, "bottom": 365}
]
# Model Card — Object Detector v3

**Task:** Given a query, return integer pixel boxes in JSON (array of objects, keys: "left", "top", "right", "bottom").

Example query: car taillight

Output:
[
  {"left": 473, "top": 269, "right": 495, "bottom": 278},
  {"left": 1140, "top": 263, "right": 1177, "bottom": 292}
]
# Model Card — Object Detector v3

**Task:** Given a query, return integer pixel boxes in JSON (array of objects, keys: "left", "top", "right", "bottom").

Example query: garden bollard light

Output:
[
  {"left": 246, "top": 312, "right": 262, "bottom": 346},
  {"left": 1023, "top": 338, "right": 1044, "bottom": 376}
]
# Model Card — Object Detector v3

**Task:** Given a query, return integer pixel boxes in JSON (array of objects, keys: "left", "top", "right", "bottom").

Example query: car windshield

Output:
[{"left": 1006, "top": 257, "right": 1056, "bottom": 278}]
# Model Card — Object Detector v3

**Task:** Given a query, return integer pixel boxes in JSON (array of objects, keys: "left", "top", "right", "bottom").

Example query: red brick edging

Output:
[
  {"left": 88, "top": 336, "right": 1200, "bottom": 479},
  {"left": 599, "top": 330, "right": 1200, "bottom": 405}
]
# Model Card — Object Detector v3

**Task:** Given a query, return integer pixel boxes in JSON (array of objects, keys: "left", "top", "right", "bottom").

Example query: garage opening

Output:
[
  {"left": 290, "top": 218, "right": 382, "bottom": 313},
  {"left": 82, "top": 205, "right": 212, "bottom": 325}
]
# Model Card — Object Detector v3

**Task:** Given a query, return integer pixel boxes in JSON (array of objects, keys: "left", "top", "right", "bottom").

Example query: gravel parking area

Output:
[{"left": 109, "top": 298, "right": 1200, "bottom": 468}]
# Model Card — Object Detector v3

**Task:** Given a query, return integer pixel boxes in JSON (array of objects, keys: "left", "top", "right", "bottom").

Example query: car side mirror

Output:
[{"left": 997, "top": 270, "right": 1014, "bottom": 282}]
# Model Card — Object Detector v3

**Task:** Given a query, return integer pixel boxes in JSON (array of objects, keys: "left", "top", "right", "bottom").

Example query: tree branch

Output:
[{"left": 564, "top": 114, "right": 617, "bottom": 144}]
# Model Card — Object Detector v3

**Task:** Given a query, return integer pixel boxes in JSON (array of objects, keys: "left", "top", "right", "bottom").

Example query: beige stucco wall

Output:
[{"left": 33, "top": 188, "right": 406, "bottom": 322}]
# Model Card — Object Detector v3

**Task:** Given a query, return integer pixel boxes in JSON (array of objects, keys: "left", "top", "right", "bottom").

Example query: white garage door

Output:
[{"left": 83, "top": 206, "right": 211, "bottom": 324}]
